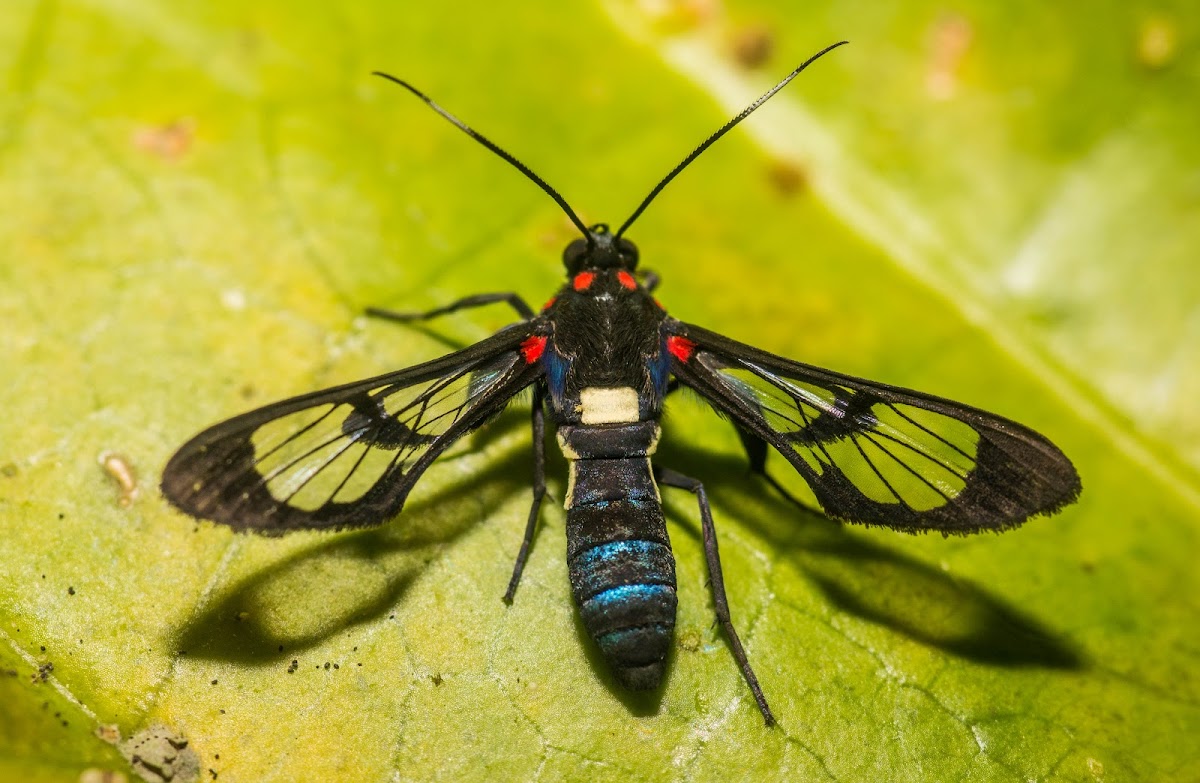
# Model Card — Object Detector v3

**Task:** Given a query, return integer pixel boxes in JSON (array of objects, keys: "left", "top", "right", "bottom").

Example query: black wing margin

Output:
[
  {"left": 666, "top": 321, "right": 1080, "bottom": 534},
  {"left": 162, "top": 323, "right": 544, "bottom": 534}
]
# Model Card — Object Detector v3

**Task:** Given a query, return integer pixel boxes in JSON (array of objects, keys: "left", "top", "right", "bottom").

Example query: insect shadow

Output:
[
  {"left": 653, "top": 436, "right": 1084, "bottom": 672},
  {"left": 171, "top": 409, "right": 530, "bottom": 664}
]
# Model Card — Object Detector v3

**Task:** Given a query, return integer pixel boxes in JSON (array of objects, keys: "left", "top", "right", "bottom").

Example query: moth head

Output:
[{"left": 563, "top": 223, "right": 639, "bottom": 274}]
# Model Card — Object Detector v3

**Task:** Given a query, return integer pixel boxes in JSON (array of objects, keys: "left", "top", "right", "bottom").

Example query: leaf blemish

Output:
[
  {"left": 98, "top": 451, "right": 139, "bottom": 507},
  {"left": 132, "top": 119, "right": 196, "bottom": 161}
]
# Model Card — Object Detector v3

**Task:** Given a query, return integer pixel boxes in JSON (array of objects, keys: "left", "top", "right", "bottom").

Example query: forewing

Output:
[
  {"left": 162, "top": 324, "right": 544, "bottom": 533},
  {"left": 667, "top": 322, "right": 1080, "bottom": 533}
]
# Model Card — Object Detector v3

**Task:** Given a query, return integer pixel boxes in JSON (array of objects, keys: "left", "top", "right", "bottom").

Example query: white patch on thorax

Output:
[{"left": 578, "top": 386, "right": 640, "bottom": 424}]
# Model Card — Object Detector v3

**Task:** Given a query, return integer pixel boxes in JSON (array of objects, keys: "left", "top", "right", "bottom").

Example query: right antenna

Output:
[{"left": 615, "top": 40, "right": 849, "bottom": 239}]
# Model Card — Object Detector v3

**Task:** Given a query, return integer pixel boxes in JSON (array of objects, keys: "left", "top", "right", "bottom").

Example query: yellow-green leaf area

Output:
[{"left": 1, "top": 2, "right": 1197, "bottom": 782}]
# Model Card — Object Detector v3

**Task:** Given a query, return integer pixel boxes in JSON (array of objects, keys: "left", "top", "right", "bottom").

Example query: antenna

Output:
[
  {"left": 615, "top": 41, "right": 848, "bottom": 239},
  {"left": 373, "top": 72, "right": 594, "bottom": 247}
]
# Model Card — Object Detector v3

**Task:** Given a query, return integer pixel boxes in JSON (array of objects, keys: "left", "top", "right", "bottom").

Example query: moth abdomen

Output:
[
  {"left": 562, "top": 422, "right": 677, "bottom": 691},
  {"left": 567, "top": 498, "right": 678, "bottom": 690}
]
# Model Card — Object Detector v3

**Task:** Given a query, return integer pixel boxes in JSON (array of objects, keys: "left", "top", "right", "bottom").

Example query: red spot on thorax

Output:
[
  {"left": 521, "top": 335, "right": 547, "bottom": 364},
  {"left": 617, "top": 270, "right": 637, "bottom": 290},
  {"left": 542, "top": 296, "right": 557, "bottom": 311},
  {"left": 573, "top": 271, "right": 595, "bottom": 291},
  {"left": 666, "top": 335, "right": 697, "bottom": 362}
]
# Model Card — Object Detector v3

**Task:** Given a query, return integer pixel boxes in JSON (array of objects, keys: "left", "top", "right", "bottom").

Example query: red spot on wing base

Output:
[
  {"left": 521, "top": 335, "right": 547, "bottom": 364},
  {"left": 542, "top": 296, "right": 557, "bottom": 311},
  {"left": 573, "top": 272, "right": 595, "bottom": 291},
  {"left": 666, "top": 335, "right": 697, "bottom": 362},
  {"left": 617, "top": 270, "right": 637, "bottom": 290}
]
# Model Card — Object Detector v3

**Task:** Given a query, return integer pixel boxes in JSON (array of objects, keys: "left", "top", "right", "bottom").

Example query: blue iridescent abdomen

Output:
[{"left": 559, "top": 421, "right": 677, "bottom": 689}]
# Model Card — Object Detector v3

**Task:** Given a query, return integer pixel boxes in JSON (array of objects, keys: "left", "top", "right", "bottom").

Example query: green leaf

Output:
[{"left": 2, "top": 1, "right": 1197, "bottom": 781}]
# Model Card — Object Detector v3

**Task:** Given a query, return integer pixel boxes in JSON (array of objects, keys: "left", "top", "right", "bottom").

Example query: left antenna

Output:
[{"left": 373, "top": 72, "right": 593, "bottom": 245}]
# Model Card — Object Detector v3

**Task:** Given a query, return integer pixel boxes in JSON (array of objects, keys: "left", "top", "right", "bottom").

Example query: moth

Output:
[{"left": 161, "top": 42, "right": 1080, "bottom": 726}]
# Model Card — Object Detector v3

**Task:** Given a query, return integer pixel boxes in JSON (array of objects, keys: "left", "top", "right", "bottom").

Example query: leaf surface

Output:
[{"left": 1, "top": 2, "right": 1197, "bottom": 781}]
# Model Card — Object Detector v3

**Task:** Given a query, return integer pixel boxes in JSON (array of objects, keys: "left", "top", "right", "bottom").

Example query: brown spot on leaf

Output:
[
  {"left": 1137, "top": 15, "right": 1177, "bottom": 69},
  {"left": 925, "top": 13, "right": 973, "bottom": 100},
  {"left": 119, "top": 725, "right": 201, "bottom": 783},
  {"left": 639, "top": 0, "right": 718, "bottom": 34},
  {"left": 96, "top": 724, "right": 122, "bottom": 743},
  {"left": 79, "top": 769, "right": 128, "bottom": 783},
  {"left": 767, "top": 159, "right": 808, "bottom": 197},
  {"left": 732, "top": 23, "right": 774, "bottom": 69},
  {"left": 99, "top": 452, "right": 139, "bottom": 507},
  {"left": 132, "top": 119, "right": 196, "bottom": 161}
]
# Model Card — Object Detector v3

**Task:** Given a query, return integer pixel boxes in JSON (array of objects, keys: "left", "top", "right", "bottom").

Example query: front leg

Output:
[
  {"left": 656, "top": 466, "right": 775, "bottom": 726},
  {"left": 367, "top": 291, "right": 535, "bottom": 324}
]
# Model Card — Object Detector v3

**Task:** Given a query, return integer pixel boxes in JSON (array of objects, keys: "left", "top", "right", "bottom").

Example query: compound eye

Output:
[
  {"left": 562, "top": 238, "right": 589, "bottom": 270},
  {"left": 616, "top": 237, "right": 639, "bottom": 268}
]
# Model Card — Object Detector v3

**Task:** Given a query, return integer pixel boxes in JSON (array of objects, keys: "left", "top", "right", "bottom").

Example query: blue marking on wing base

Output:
[
  {"left": 543, "top": 347, "right": 570, "bottom": 404},
  {"left": 647, "top": 341, "right": 672, "bottom": 398}
]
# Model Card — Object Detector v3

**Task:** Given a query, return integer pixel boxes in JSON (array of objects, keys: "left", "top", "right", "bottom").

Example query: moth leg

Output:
[
  {"left": 735, "top": 427, "right": 823, "bottom": 518},
  {"left": 367, "top": 292, "right": 535, "bottom": 323},
  {"left": 640, "top": 269, "right": 661, "bottom": 293},
  {"left": 504, "top": 383, "right": 547, "bottom": 604},
  {"left": 656, "top": 466, "right": 776, "bottom": 726}
]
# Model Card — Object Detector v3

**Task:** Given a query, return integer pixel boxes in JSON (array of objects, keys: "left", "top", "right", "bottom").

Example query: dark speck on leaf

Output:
[
  {"left": 732, "top": 23, "right": 775, "bottom": 69},
  {"left": 211, "top": 679, "right": 218, "bottom": 686},
  {"left": 68, "top": 586, "right": 75, "bottom": 595},
  {"left": 767, "top": 160, "right": 808, "bottom": 196}
]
